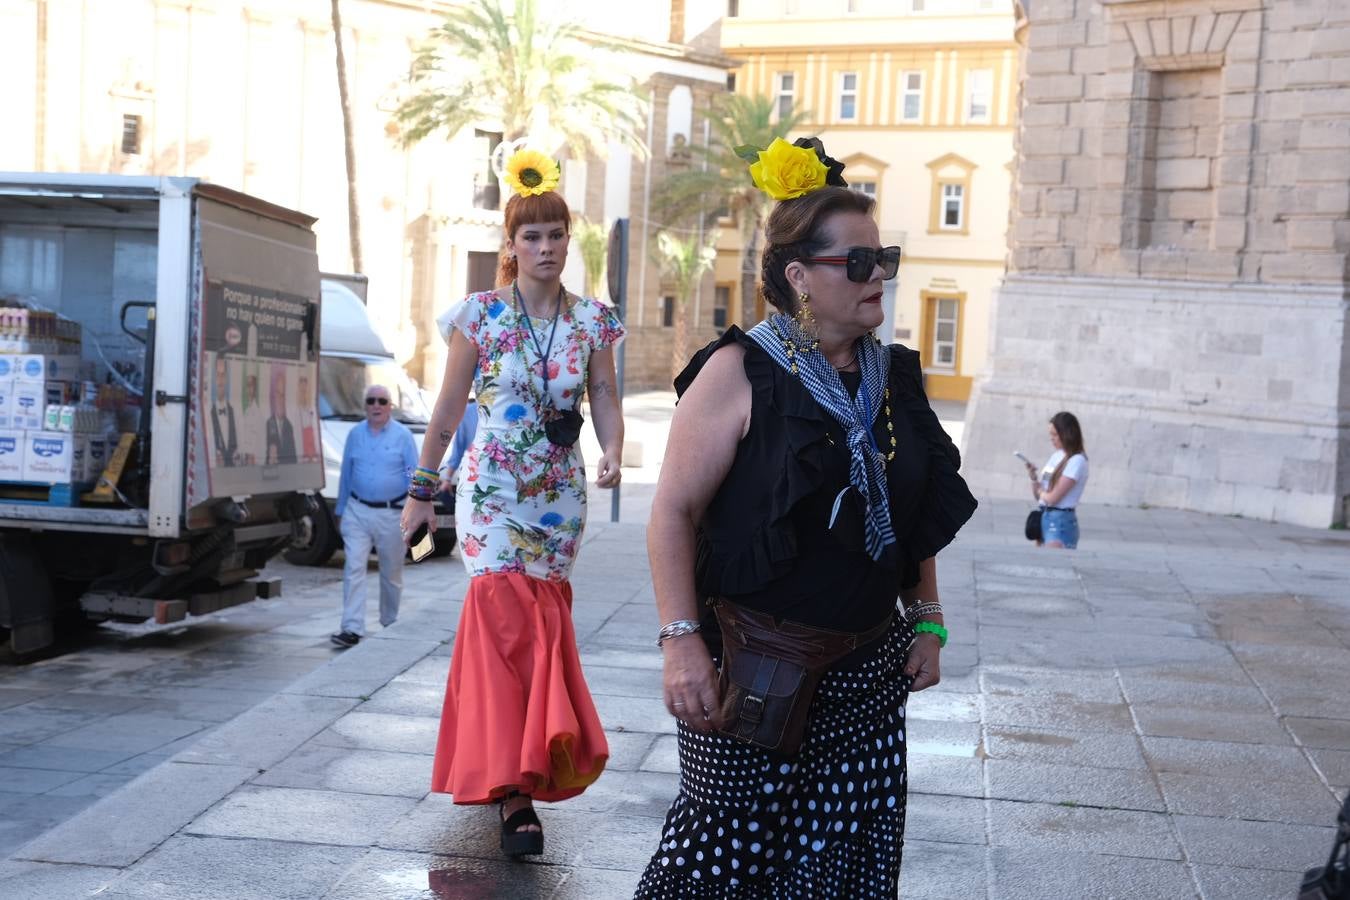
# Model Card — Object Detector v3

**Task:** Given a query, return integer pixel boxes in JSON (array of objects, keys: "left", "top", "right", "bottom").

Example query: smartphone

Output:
[
  {"left": 1012, "top": 450, "right": 1033, "bottom": 466},
  {"left": 409, "top": 523, "right": 435, "bottom": 563}
]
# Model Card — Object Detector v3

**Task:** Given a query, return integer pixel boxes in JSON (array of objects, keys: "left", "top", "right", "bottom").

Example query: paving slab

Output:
[
  {"left": 10, "top": 760, "right": 256, "bottom": 866},
  {"left": 185, "top": 784, "right": 417, "bottom": 846},
  {"left": 987, "top": 799, "right": 1182, "bottom": 860},
  {"left": 1173, "top": 814, "right": 1336, "bottom": 872},
  {"left": 1157, "top": 771, "right": 1341, "bottom": 825},
  {"left": 91, "top": 835, "right": 366, "bottom": 900},
  {"left": 0, "top": 859, "right": 120, "bottom": 900},
  {"left": 988, "top": 846, "right": 1196, "bottom": 900},
  {"left": 986, "top": 759, "right": 1166, "bottom": 812}
]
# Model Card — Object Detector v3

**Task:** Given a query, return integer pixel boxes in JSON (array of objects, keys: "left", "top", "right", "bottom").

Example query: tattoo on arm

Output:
[
  {"left": 590, "top": 380, "right": 617, "bottom": 399},
  {"left": 438, "top": 430, "right": 452, "bottom": 448}
]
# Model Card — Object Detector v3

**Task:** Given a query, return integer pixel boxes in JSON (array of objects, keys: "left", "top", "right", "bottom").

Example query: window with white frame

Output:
[
  {"left": 850, "top": 180, "right": 877, "bottom": 198},
  {"left": 941, "top": 183, "right": 965, "bottom": 230},
  {"left": 901, "top": 71, "right": 923, "bottom": 122},
  {"left": 966, "top": 68, "right": 993, "bottom": 123},
  {"left": 838, "top": 72, "right": 858, "bottom": 121},
  {"left": 931, "top": 298, "right": 959, "bottom": 368},
  {"left": 775, "top": 72, "right": 796, "bottom": 121}
]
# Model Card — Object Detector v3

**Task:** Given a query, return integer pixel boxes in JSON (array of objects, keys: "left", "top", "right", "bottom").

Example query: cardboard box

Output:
[
  {"left": 0, "top": 354, "right": 80, "bottom": 381},
  {"left": 11, "top": 380, "right": 45, "bottom": 429},
  {"left": 0, "top": 429, "right": 24, "bottom": 481},
  {"left": 23, "top": 431, "right": 86, "bottom": 484},
  {"left": 0, "top": 382, "right": 11, "bottom": 429}
]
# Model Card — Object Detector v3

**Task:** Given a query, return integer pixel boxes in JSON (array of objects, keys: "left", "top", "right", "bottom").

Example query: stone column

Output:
[{"left": 963, "top": 0, "right": 1350, "bottom": 527}]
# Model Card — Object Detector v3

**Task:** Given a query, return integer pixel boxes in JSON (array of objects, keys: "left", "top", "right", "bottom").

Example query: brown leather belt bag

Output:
[{"left": 711, "top": 598, "right": 892, "bottom": 756}]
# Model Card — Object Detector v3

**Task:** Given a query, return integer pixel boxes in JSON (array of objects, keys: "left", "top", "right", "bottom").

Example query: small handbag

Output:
[
  {"left": 711, "top": 598, "right": 891, "bottom": 756},
  {"left": 1024, "top": 508, "right": 1043, "bottom": 541},
  {"left": 544, "top": 407, "right": 584, "bottom": 448}
]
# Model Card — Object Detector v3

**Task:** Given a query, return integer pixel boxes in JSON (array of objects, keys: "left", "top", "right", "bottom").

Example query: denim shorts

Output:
[{"left": 1041, "top": 508, "right": 1079, "bottom": 548}]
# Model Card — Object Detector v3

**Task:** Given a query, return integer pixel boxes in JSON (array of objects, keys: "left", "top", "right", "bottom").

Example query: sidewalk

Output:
[{"left": 3, "top": 498, "right": 1349, "bottom": 899}]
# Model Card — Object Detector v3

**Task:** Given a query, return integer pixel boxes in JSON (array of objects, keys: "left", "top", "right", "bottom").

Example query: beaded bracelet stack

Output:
[
  {"left": 407, "top": 466, "right": 439, "bottom": 502},
  {"left": 903, "top": 601, "right": 948, "bottom": 647}
]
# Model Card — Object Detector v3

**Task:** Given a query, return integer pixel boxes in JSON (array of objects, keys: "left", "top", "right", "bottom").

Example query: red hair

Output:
[{"left": 496, "top": 191, "right": 573, "bottom": 286}]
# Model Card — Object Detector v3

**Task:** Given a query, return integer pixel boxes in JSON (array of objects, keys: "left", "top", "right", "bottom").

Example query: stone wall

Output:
[{"left": 963, "top": 0, "right": 1350, "bottom": 527}]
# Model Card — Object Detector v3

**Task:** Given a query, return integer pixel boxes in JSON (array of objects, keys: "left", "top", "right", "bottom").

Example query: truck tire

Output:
[
  {"left": 0, "top": 534, "right": 57, "bottom": 656},
  {"left": 284, "top": 504, "right": 339, "bottom": 567}
]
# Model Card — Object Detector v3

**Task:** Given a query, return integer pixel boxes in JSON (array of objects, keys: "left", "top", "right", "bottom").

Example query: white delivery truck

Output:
[
  {"left": 0, "top": 173, "right": 326, "bottom": 655},
  {"left": 283, "top": 274, "right": 455, "bottom": 566}
]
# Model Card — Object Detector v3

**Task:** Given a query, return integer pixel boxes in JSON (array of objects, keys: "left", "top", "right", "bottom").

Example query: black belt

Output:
[
  {"left": 1042, "top": 506, "right": 1075, "bottom": 512},
  {"left": 351, "top": 492, "right": 404, "bottom": 509}
]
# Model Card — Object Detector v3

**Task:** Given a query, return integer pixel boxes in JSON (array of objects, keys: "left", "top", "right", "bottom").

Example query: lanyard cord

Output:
[{"left": 512, "top": 281, "right": 564, "bottom": 407}]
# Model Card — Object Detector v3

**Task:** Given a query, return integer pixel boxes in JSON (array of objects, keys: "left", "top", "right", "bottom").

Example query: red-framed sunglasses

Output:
[{"left": 798, "top": 245, "right": 902, "bottom": 283}]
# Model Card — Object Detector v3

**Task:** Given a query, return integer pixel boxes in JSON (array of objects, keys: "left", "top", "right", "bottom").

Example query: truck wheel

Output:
[
  {"left": 431, "top": 529, "right": 457, "bottom": 558},
  {"left": 0, "top": 534, "right": 57, "bottom": 656},
  {"left": 284, "top": 504, "right": 338, "bottom": 566}
]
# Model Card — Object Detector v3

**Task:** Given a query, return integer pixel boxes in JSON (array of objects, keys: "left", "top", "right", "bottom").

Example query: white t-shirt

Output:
[{"left": 1040, "top": 450, "right": 1088, "bottom": 509}]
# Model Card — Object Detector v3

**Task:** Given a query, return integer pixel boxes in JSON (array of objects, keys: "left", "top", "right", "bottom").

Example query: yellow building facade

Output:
[{"left": 720, "top": 0, "right": 1018, "bottom": 401}]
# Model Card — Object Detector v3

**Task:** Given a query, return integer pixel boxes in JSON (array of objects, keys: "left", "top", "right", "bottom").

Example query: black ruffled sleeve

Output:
[{"left": 889, "top": 345, "right": 978, "bottom": 588}]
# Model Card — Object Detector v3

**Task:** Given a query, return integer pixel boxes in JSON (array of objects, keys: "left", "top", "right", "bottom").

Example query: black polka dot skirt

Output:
[{"left": 635, "top": 619, "right": 915, "bottom": 899}]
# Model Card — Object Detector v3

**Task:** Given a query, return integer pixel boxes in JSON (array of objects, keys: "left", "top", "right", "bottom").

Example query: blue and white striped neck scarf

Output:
[{"left": 747, "top": 314, "right": 896, "bottom": 561}]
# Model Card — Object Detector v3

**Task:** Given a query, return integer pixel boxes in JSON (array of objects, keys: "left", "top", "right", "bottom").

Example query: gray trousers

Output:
[{"left": 339, "top": 500, "right": 404, "bottom": 636}]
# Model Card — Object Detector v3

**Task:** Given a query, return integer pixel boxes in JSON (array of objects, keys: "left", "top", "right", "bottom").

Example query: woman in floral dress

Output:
[{"left": 402, "top": 149, "right": 624, "bottom": 858}]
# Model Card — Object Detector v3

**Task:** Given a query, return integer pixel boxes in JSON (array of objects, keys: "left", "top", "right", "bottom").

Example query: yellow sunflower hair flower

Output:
[
  {"left": 746, "top": 137, "right": 830, "bottom": 201},
  {"left": 504, "top": 148, "right": 561, "bottom": 198}
]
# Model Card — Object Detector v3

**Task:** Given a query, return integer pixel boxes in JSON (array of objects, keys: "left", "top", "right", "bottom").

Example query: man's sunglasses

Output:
[
  {"left": 798, "top": 245, "right": 902, "bottom": 283},
  {"left": 365, "top": 396, "right": 390, "bottom": 406}
]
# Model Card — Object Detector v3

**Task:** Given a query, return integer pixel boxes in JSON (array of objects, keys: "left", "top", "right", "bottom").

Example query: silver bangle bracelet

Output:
[
  {"left": 657, "top": 619, "right": 701, "bottom": 646},
  {"left": 904, "top": 602, "right": 944, "bottom": 620}
]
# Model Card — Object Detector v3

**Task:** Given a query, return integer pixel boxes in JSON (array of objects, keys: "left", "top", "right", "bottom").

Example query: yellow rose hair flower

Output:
[
  {"left": 504, "top": 148, "right": 561, "bottom": 198},
  {"left": 748, "top": 138, "right": 830, "bottom": 201}
]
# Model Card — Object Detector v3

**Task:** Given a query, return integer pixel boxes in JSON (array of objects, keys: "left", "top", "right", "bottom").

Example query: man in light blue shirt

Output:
[{"left": 331, "top": 384, "right": 419, "bottom": 648}]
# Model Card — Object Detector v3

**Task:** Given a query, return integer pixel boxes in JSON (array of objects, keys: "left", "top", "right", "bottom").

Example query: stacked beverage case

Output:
[{"left": 0, "top": 300, "right": 131, "bottom": 488}]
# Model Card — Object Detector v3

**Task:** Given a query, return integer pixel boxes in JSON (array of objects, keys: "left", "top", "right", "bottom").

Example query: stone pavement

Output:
[{"left": 3, "top": 496, "right": 1349, "bottom": 898}]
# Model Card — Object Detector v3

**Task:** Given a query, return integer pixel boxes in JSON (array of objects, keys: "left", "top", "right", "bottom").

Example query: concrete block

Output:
[
  {"left": 1026, "top": 74, "right": 1086, "bottom": 103},
  {"left": 1155, "top": 158, "right": 1212, "bottom": 191},
  {"left": 1278, "top": 458, "right": 1336, "bottom": 495},
  {"left": 1311, "top": 25, "right": 1350, "bottom": 57},
  {"left": 1289, "top": 219, "right": 1338, "bottom": 251},
  {"left": 1021, "top": 159, "right": 1066, "bottom": 185},
  {"left": 1027, "top": 48, "right": 1074, "bottom": 75},
  {"left": 1023, "top": 102, "right": 1069, "bottom": 127}
]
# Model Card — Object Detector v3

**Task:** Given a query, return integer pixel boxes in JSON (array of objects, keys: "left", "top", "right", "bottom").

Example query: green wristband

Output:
[{"left": 913, "top": 620, "right": 948, "bottom": 648}]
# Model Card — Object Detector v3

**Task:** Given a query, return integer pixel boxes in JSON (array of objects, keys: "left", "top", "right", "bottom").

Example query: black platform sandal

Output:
[{"left": 499, "top": 791, "right": 544, "bottom": 858}]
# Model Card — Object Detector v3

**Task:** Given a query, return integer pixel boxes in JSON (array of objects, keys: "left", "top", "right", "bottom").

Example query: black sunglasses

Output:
[
  {"left": 365, "top": 396, "right": 390, "bottom": 406},
  {"left": 799, "top": 245, "right": 902, "bottom": 283}
]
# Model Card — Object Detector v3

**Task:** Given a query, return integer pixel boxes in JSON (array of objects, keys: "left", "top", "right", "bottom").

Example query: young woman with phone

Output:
[{"left": 1023, "top": 412, "right": 1089, "bottom": 548}]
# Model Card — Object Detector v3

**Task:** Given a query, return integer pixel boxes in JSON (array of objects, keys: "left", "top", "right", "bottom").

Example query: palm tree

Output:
[
  {"left": 573, "top": 217, "right": 608, "bottom": 300},
  {"left": 391, "top": 0, "right": 647, "bottom": 164},
  {"left": 331, "top": 0, "right": 362, "bottom": 272},
  {"left": 653, "top": 230, "right": 717, "bottom": 378},
  {"left": 651, "top": 94, "right": 808, "bottom": 325}
]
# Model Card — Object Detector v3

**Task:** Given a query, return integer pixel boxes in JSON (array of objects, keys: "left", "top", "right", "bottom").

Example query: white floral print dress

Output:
[{"left": 444, "top": 290, "right": 625, "bottom": 582}]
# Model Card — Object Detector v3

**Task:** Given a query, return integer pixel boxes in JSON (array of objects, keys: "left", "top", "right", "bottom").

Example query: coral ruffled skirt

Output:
[{"left": 431, "top": 572, "right": 608, "bottom": 804}]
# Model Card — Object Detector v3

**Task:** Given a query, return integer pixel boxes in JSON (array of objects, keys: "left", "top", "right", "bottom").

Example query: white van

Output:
[{"left": 284, "top": 275, "right": 455, "bottom": 565}]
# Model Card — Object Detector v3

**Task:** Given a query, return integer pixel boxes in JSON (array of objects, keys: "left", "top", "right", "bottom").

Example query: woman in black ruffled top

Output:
[{"left": 635, "top": 138, "right": 977, "bottom": 899}]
